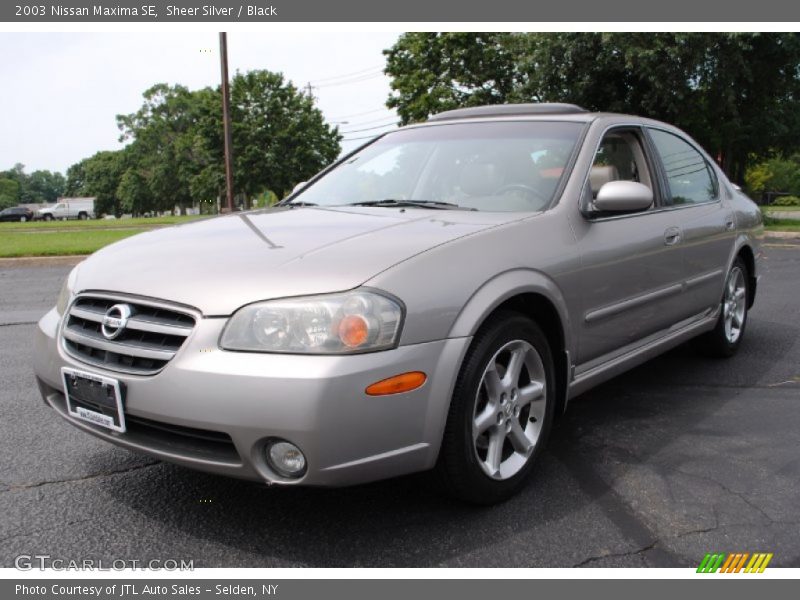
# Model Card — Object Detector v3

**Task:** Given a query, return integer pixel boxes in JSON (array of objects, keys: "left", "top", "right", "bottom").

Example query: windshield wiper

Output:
[
  {"left": 345, "top": 199, "right": 468, "bottom": 210},
  {"left": 285, "top": 201, "right": 318, "bottom": 207}
]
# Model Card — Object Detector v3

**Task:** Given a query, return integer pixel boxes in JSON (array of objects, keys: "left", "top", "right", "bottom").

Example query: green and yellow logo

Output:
[{"left": 697, "top": 552, "right": 773, "bottom": 573}]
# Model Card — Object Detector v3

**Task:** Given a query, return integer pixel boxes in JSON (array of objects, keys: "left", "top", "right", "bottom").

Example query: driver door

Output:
[{"left": 570, "top": 127, "right": 687, "bottom": 367}]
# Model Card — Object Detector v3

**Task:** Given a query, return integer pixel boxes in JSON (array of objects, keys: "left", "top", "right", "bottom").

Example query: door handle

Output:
[
  {"left": 725, "top": 216, "right": 736, "bottom": 231},
  {"left": 664, "top": 227, "right": 682, "bottom": 246}
]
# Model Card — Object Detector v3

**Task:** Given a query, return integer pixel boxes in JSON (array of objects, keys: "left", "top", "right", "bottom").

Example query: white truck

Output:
[{"left": 37, "top": 197, "right": 96, "bottom": 221}]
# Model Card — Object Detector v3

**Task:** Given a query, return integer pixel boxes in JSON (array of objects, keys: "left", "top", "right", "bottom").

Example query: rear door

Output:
[
  {"left": 646, "top": 128, "right": 735, "bottom": 317},
  {"left": 571, "top": 126, "right": 687, "bottom": 367}
]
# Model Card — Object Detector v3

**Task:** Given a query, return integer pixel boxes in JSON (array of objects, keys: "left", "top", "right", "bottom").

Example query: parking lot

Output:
[{"left": 1, "top": 244, "right": 798, "bottom": 568}]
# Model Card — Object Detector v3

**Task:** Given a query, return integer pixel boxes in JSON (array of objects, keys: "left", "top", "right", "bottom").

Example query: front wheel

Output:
[
  {"left": 436, "top": 311, "right": 555, "bottom": 504},
  {"left": 19, "top": 216, "right": 27, "bottom": 222},
  {"left": 697, "top": 257, "right": 749, "bottom": 357},
  {"left": 43, "top": 214, "right": 53, "bottom": 221}
]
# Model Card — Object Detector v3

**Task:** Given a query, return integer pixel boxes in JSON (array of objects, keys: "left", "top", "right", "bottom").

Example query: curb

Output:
[
  {"left": 0, "top": 255, "right": 88, "bottom": 268},
  {"left": 764, "top": 231, "right": 800, "bottom": 240}
]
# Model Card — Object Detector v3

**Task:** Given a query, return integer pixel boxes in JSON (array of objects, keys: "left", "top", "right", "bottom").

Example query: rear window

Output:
[{"left": 648, "top": 129, "right": 718, "bottom": 206}]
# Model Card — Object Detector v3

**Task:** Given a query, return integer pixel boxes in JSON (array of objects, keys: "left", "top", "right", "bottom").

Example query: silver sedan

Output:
[{"left": 34, "top": 103, "right": 763, "bottom": 504}]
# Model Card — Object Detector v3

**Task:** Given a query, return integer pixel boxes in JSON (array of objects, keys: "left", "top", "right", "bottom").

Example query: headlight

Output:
[
  {"left": 220, "top": 290, "right": 404, "bottom": 354},
  {"left": 56, "top": 265, "right": 81, "bottom": 315}
]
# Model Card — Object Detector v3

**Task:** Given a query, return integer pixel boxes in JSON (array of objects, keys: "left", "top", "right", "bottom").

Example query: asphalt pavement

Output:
[{"left": 0, "top": 244, "right": 798, "bottom": 568}]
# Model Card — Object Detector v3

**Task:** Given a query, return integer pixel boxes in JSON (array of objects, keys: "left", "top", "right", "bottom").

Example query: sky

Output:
[{"left": 0, "top": 32, "right": 401, "bottom": 175}]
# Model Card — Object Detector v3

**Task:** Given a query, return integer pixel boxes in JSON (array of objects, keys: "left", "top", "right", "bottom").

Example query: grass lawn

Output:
[
  {"left": 0, "top": 229, "right": 147, "bottom": 257},
  {"left": 0, "top": 215, "right": 208, "bottom": 257},
  {"left": 763, "top": 207, "right": 800, "bottom": 215},
  {"left": 0, "top": 215, "right": 204, "bottom": 232},
  {"left": 765, "top": 221, "right": 800, "bottom": 232}
]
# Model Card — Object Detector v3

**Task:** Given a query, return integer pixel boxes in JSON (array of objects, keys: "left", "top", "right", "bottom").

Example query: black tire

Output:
[
  {"left": 19, "top": 216, "right": 27, "bottom": 222},
  {"left": 43, "top": 214, "right": 53, "bottom": 221},
  {"left": 435, "top": 311, "right": 556, "bottom": 505},
  {"left": 697, "top": 257, "right": 749, "bottom": 358},
  {"left": 78, "top": 212, "right": 88, "bottom": 220}
]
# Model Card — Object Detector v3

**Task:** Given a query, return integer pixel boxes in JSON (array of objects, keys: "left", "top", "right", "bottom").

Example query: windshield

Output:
[{"left": 290, "top": 121, "right": 585, "bottom": 212}]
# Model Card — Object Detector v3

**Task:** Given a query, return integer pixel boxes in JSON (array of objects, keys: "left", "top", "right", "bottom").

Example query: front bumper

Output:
[{"left": 34, "top": 307, "right": 470, "bottom": 486}]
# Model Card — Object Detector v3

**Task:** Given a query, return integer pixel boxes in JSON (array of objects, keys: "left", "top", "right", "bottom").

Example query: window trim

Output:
[{"left": 578, "top": 124, "right": 665, "bottom": 221}]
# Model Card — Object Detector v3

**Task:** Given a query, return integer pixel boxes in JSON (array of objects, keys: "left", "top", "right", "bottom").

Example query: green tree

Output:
[
  {"left": 0, "top": 164, "right": 66, "bottom": 204},
  {"left": 24, "top": 170, "right": 66, "bottom": 203},
  {"left": 82, "top": 151, "right": 126, "bottom": 216},
  {"left": 229, "top": 70, "right": 341, "bottom": 201},
  {"left": 117, "top": 84, "right": 199, "bottom": 214},
  {"left": 116, "top": 167, "right": 155, "bottom": 216},
  {"left": 0, "top": 178, "right": 19, "bottom": 209},
  {"left": 384, "top": 33, "right": 800, "bottom": 183},
  {"left": 385, "top": 33, "right": 516, "bottom": 125},
  {"left": 116, "top": 72, "right": 341, "bottom": 211},
  {"left": 65, "top": 160, "right": 88, "bottom": 196},
  {"left": 744, "top": 155, "right": 800, "bottom": 198},
  {"left": 183, "top": 86, "right": 226, "bottom": 207}
]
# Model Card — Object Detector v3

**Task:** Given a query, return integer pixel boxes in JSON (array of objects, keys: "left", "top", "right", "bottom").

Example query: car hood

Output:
[{"left": 74, "top": 206, "right": 523, "bottom": 315}]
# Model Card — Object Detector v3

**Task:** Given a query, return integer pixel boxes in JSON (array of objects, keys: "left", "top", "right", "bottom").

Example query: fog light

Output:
[{"left": 266, "top": 440, "right": 307, "bottom": 478}]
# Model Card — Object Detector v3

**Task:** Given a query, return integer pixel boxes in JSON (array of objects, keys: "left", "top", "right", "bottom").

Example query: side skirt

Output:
[{"left": 567, "top": 309, "right": 719, "bottom": 401}]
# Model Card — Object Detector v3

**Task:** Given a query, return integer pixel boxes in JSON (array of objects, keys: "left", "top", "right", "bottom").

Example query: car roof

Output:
[
  {"left": 427, "top": 103, "right": 590, "bottom": 121},
  {"left": 388, "top": 104, "right": 677, "bottom": 134}
]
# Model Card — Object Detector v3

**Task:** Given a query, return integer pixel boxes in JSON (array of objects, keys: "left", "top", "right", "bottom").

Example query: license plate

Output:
[{"left": 61, "top": 367, "right": 126, "bottom": 433}]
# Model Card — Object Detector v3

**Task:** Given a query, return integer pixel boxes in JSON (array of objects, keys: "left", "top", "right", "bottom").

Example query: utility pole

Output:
[{"left": 219, "top": 32, "right": 234, "bottom": 213}]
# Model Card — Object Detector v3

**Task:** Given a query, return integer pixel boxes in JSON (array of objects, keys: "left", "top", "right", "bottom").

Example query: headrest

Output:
[
  {"left": 590, "top": 165, "right": 620, "bottom": 195},
  {"left": 459, "top": 162, "right": 504, "bottom": 196}
]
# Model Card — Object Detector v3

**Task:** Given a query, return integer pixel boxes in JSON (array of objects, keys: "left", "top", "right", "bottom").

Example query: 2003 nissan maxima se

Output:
[{"left": 34, "top": 104, "right": 763, "bottom": 504}]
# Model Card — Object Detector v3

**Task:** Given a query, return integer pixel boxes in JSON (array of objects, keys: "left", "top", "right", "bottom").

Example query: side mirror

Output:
[
  {"left": 593, "top": 181, "right": 653, "bottom": 213},
  {"left": 292, "top": 181, "right": 307, "bottom": 195}
]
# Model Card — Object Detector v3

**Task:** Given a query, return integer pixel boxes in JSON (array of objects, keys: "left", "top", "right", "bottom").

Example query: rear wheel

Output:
[
  {"left": 436, "top": 311, "right": 555, "bottom": 504},
  {"left": 19, "top": 216, "right": 27, "bottom": 222},
  {"left": 78, "top": 212, "right": 88, "bottom": 220},
  {"left": 698, "top": 257, "right": 749, "bottom": 357}
]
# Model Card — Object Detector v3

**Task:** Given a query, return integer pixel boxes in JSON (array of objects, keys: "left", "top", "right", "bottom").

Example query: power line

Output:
[
  {"left": 313, "top": 71, "right": 384, "bottom": 89},
  {"left": 339, "top": 121, "right": 399, "bottom": 134},
  {"left": 340, "top": 113, "right": 400, "bottom": 127},
  {"left": 329, "top": 107, "right": 393, "bottom": 121},
  {"left": 342, "top": 126, "right": 398, "bottom": 142},
  {"left": 309, "top": 64, "right": 382, "bottom": 85}
]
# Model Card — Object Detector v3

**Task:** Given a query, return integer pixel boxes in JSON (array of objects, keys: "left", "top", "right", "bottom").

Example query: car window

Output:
[
  {"left": 648, "top": 129, "right": 718, "bottom": 205},
  {"left": 291, "top": 121, "right": 585, "bottom": 212},
  {"left": 589, "top": 129, "right": 653, "bottom": 200}
]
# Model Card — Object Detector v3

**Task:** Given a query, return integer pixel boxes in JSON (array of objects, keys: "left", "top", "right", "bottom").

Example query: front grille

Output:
[{"left": 62, "top": 295, "right": 197, "bottom": 375}]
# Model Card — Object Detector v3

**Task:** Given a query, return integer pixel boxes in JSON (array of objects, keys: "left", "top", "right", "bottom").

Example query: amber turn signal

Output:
[
  {"left": 338, "top": 314, "right": 370, "bottom": 348},
  {"left": 365, "top": 371, "right": 427, "bottom": 396}
]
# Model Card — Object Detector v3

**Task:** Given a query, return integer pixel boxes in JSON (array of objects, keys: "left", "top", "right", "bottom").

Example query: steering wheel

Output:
[{"left": 494, "top": 183, "right": 548, "bottom": 206}]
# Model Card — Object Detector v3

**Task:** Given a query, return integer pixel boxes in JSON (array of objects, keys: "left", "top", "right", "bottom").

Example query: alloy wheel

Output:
[
  {"left": 472, "top": 339, "right": 547, "bottom": 480},
  {"left": 723, "top": 266, "right": 746, "bottom": 344}
]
